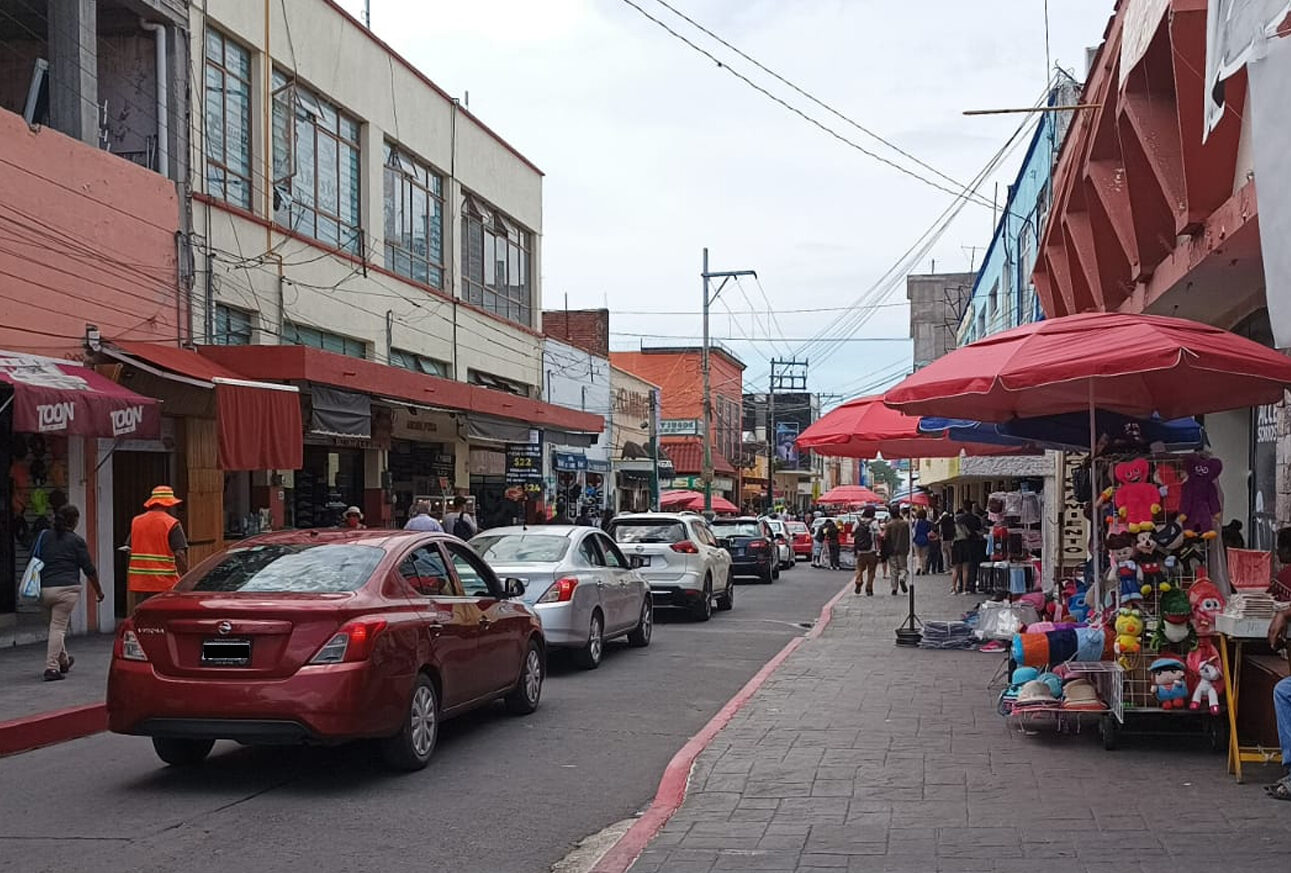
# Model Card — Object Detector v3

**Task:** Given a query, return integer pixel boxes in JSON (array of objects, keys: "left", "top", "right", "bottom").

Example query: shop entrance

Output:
[
  {"left": 112, "top": 450, "right": 170, "bottom": 619},
  {"left": 293, "top": 446, "right": 365, "bottom": 529}
]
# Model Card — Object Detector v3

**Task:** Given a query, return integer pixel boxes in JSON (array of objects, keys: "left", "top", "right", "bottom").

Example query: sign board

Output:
[
  {"left": 505, "top": 443, "right": 544, "bottom": 494},
  {"left": 1058, "top": 452, "right": 1090, "bottom": 574},
  {"left": 1252, "top": 402, "right": 1279, "bottom": 551},
  {"left": 553, "top": 452, "right": 589, "bottom": 472},
  {"left": 660, "top": 419, "right": 700, "bottom": 436}
]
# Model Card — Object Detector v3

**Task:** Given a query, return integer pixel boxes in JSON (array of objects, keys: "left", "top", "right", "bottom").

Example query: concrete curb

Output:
[
  {"left": 0, "top": 702, "right": 107, "bottom": 757},
  {"left": 590, "top": 579, "right": 853, "bottom": 873}
]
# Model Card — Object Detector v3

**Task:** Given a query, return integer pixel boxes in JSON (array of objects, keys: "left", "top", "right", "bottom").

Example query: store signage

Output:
[
  {"left": 613, "top": 388, "right": 651, "bottom": 420},
  {"left": 587, "top": 458, "right": 611, "bottom": 473},
  {"left": 659, "top": 419, "right": 700, "bottom": 436},
  {"left": 554, "top": 452, "right": 589, "bottom": 472},
  {"left": 36, "top": 401, "right": 74, "bottom": 432},
  {"left": 505, "top": 443, "right": 544, "bottom": 494},
  {"left": 110, "top": 405, "right": 145, "bottom": 437},
  {"left": 1059, "top": 452, "right": 1090, "bottom": 572},
  {"left": 1252, "top": 403, "right": 1279, "bottom": 551}
]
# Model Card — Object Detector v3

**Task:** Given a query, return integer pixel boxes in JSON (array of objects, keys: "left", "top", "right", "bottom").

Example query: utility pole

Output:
[
  {"left": 766, "top": 389, "right": 775, "bottom": 512},
  {"left": 702, "top": 248, "right": 756, "bottom": 514},
  {"left": 649, "top": 388, "right": 660, "bottom": 510}
]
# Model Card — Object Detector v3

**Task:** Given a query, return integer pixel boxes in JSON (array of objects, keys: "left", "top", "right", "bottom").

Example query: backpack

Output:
[
  {"left": 452, "top": 515, "right": 474, "bottom": 540},
  {"left": 853, "top": 522, "right": 873, "bottom": 552}
]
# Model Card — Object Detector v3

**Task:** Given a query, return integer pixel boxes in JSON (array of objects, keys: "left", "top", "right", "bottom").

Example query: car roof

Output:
[
  {"left": 611, "top": 513, "right": 696, "bottom": 522},
  {"left": 231, "top": 528, "right": 444, "bottom": 549},
  {"left": 476, "top": 525, "right": 582, "bottom": 537},
  {"left": 712, "top": 516, "right": 760, "bottom": 523}
]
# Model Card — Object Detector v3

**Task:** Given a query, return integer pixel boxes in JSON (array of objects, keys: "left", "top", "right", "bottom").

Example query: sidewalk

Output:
[
  {"left": 0, "top": 633, "right": 111, "bottom": 756},
  {"left": 627, "top": 573, "right": 1291, "bottom": 873}
]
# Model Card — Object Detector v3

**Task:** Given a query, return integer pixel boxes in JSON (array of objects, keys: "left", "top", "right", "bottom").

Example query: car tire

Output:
[
  {"left": 380, "top": 673, "right": 439, "bottom": 771},
  {"left": 715, "top": 573, "right": 735, "bottom": 611},
  {"left": 627, "top": 599, "right": 653, "bottom": 647},
  {"left": 151, "top": 737, "right": 214, "bottom": 767},
  {"left": 760, "top": 566, "right": 774, "bottom": 585},
  {"left": 574, "top": 611, "right": 605, "bottom": 669},
  {"left": 772, "top": 563, "right": 780, "bottom": 581},
  {"left": 690, "top": 577, "right": 713, "bottom": 622},
  {"left": 505, "top": 639, "right": 544, "bottom": 715}
]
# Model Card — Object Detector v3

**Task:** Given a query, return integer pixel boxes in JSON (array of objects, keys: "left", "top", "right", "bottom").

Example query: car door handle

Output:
[
  {"left": 427, "top": 623, "right": 444, "bottom": 638},
  {"left": 478, "top": 616, "right": 492, "bottom": 628}
]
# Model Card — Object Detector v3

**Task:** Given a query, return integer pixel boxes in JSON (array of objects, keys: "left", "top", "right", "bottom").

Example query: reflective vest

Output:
[{"left": 127, "top": 510, "right": 181, "bottom": 592}]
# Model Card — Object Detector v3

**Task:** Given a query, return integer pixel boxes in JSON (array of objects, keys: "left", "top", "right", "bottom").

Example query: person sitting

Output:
[{"left": 1266, "top": 606, "right": 1291, "bottom": 801}]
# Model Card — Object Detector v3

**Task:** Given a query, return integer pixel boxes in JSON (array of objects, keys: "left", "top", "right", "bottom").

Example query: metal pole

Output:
[
  {"left": 702, "top": 247, "right": 713, "bottom": 514},
  {"left": 649, "top": 389, "right": 660, "bottom": 511},
  {"left": 363, "top": 0, "right": 371, "bottom": 27},
  {"left": 766, "top": 379, "right": 775, "bottom": 513}
]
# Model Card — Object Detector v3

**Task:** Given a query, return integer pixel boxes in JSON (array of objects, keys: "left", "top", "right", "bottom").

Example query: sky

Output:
[{"left": 338, "top": 0, "right": 1113, "bottom": 404}]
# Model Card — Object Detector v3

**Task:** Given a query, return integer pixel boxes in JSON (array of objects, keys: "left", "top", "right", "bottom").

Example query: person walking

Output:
[
  {"left": 445, "top": 496, "right": 478, "bottom": 539},
  {"left": 877, "top": 517, "right": 891, "bottom": 581},
  {"left": 404, "top": 500, "right": 443, "bottom": 532},
  {"left": 37, "top": 505, "right": 103, "bottom": 681},
  {"left": 912, "top": 508, "right": 932, "bottom": 575},
  {"left": 951, "top": 501, "right": 983, "bottom": 594},
  {"left": 937, "top": 510, "right": 956, "bottom": 577},
  {"left": 885, "top": 506, "right": 911, "bottom": 595},
  {"left": 811, "top": 519, "right": 826, "bottom": 567},
  {"left": 851, "top": 507, "right": 880, "bottom": 595},
  {"left": 822, "top": 518, "right": 841, "bottom": 570},
  {"left": 125, "top": 485, "right": 188, "bottom": 614}
]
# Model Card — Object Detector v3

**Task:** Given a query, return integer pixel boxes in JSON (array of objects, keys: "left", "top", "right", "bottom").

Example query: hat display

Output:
[
  {"left": 1060, "top": 679, "right": 1104, "bottom": 711},
  {"left": 1014, "top": 679, "right": 1058, "bottom": 707},
  {"left": 144, "top": 485, "right": 182, "bottom": 508}
]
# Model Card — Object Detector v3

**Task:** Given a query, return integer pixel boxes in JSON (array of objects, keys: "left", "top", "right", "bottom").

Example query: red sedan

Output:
[
  {"left": 107, "top": 529, "right": 545, "bottom": 771},
  {"left": 787, "top": 521, "right": 813, "bottom": 560}
]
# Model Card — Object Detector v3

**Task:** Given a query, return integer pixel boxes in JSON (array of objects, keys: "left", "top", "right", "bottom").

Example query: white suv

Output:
[{"left": 608, "top": 513, "right": 734, "bottom": 621}]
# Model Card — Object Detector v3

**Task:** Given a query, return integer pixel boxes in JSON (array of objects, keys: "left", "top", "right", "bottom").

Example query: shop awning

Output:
[
  {"left": 0, "top": 350, "right": 160, "bottom": 439},
  {"left": 106, "top": 342, "right": 302, "bottom": 471},
  {"left": 661, "top": 437, "right": 736, "bottom": 475},
  {"left": 198, "top": 343, "right": 605, "bottom": 435}
]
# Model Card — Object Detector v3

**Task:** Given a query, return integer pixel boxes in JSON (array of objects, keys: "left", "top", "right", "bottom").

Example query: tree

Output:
[{"left": 867, "top": 459, "right": 901, "bottom": 493}]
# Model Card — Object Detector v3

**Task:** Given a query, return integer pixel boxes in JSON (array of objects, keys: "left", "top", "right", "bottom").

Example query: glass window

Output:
[
  {"left": 213, "top": 304, "right": 252, "bottom": 345},
  {"left": 460, "top": 192, "right": 532, "bottom": 327},
  {"left": 272, "top": 72, "right": 362, "bottom": 253},
  {"left": 445, "top": 542, "right": 496, "bottom": 597},
  {"left": 382, "top": 144, "right": 446, "bottom": 289},
  {"left": 389, "top": 347, "right": 449, "bottom": 378},
  {"left": 398, "top": 546, "right": 452, "bottom": 596},
  {"left": 181, "top": 544, "right": 383, "bottom": 593},
  {"left": 609, "top": 520, "right": 686, "bottom": 544},
  {"left": 283, "top": 320, "right": 366, "bottom": 358},
  {"left": 470, "top": 534, "right": 569, "bottom": 564},
  {"left": 597, "top": 535, "right": 627, "bottom": 569},
  {"left": 694, "top": 523, "right": 718, "bottom": 547},
  {"left": 204, "top": 30, "right": 252, "bottom": 207},
  {"left": 577, "top": 536, "right": 604, "bottom": 567},
  {"left": 711, "top": 520, "right": 763, "bottom": 538}
]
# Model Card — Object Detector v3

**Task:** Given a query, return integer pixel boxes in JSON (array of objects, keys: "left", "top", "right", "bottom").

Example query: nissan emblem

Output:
[{"left": 217, "top": 621, "right": 233, "bottom": 636}]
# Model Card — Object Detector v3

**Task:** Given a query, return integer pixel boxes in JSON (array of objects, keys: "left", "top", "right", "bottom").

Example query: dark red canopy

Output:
[
  {"left": 795, "top": 394, "right": 1022, "bottom": 459},
  {"left": 884, "top": 312, "right": 1291, "bottom": 421},
  {"left": 0, "top": 352, "right": 159, "bottom": 439}
]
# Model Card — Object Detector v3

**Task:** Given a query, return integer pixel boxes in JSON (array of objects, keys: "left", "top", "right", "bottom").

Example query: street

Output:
[{"left": 0, "top": 568, "right": 847, "bottom": 873}]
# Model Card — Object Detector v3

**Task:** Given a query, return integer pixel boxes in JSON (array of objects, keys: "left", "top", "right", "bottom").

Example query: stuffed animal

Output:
[
  {"left": 1105, "top": 532, "right": 1143, "bottom": 604},
  {"left": 1188, "top": 571, "right": 1226, "bottom": 636},
  {"left": 1114, "top": 607, "right": 1144, "bottom": 666},
  {"left": 1188, "top": 642, "right": 1225, "bottom": 715},
  {"left": 1152, "top": 587, "right": 1198, "bottom": 652},
  {"left": 1104, "top": 458, "right": 1161, "bottom": 532},
  {"left": 1179, "top": 454, "right": 1222, "bottom": 538},
  {"left": 1155, "top": 463, "right": 1184, "bottom": 514},
  {"left": 1150, "top": 656, "right": 1190, "bottom": 709}
]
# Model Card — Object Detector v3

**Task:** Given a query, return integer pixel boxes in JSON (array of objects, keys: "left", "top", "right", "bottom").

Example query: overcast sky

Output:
[{"left": 340, "top": 0, "right": 1112, "bottom": 402}]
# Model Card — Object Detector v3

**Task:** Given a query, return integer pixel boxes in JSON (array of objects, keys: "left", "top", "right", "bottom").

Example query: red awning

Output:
[
  {"left": 0, "top": 351, "right": 160, "bottom": 439},
  {"left": 197, "top": 344, "right": 605, "bottom": 434},
  {"left": 108, "top": 342, "right": 302, "bottom": 471},
  {"left": 660, "top": 437, "right": 736, "bottom": 475}
]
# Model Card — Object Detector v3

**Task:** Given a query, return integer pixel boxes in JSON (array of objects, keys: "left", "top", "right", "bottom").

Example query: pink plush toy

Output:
[
  {"left": 1107, "top": 458, "right": 1160, "bottom": 532},
  {"left": 1179, "top": 454, "right": 1222, "bottom": 538}
]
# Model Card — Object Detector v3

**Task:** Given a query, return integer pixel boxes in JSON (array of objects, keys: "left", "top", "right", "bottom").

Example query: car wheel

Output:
[
  {"left": 772, "top": 563, "right": 780, "bottom": 581},
  {"left": 380, "top": 673, "right": 439, "bottom": 771},
  {"left": 760, "top": 565, "right": 774, "bottom": 585},
  {"left": 505, "top": 639, "right": 544, "bottom": 715},
  {"left": 627, "top": 599, "right": 653, "bottom": 647},
  {"left": 574, "top": 611, "right": 605, "bottom": 669},
  {"left": 151, "top": 737, "right": 214, "bottom": 767},
  {"left": 715, "top": 574, "right": 735, "bottom": 611},
  {"left": 690, "top": 577, "right": 713, "bottom": 622}
]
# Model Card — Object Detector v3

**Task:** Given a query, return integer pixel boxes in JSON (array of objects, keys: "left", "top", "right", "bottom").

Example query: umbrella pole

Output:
[
  {"left": 895, "top": 457, "right": 923, "bottom": 647},
  {"left": 1088, "top": 382, "right": 1101, "bottom": 614}
]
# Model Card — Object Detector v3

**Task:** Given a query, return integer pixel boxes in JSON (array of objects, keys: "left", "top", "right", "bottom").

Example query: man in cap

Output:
[{"left": 124, "top": 486, "right": 189, "bottom": 614}]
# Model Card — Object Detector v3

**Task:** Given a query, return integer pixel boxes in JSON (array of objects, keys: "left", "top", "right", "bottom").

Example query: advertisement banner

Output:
[
  {"left": 1252, "top": 402, "right": 1279, "bottom": 551},
  {"left": 775, "top": 421, "right": 800, "bottom": 467}
]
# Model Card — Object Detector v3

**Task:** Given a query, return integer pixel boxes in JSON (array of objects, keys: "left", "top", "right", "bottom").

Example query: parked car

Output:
[
  {"left": 607, "top": 513, "right": 734, "bottom": 621},
  {"left": 470, "top": 525, "right": 651, "bottom": 669},
  {"left": 786, "top": 520, "right": 813, "bottom": 561},
  {"left": 761, "top": 519, "right": 796, "bottom": 571},
  {"left": 710, "top": 516, "right": 778, "bottom": 584},
  {"left": 106, "top": 529, "right": 545, "bottom": 771}
]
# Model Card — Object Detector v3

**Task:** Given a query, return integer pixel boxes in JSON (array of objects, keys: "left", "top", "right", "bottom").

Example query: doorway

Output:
[{"left": 112, "top": 451, "right": 170, "bottom": 619}]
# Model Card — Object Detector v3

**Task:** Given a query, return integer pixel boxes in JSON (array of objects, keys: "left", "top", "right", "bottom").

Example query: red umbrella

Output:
[
  {"left": 818, "top": 485, "right": 884, "bottom": 506},
  {"left": 659, "top": 490, "right": 739, "bottom": 514},
  {"left": 883, "top": 311, "right": 1291, "bottom": 421},
  {"left": 659, "top": 489, "right": 701, "bottom": 507},
  {"left": 795, "top": 394, "right": 1024, "bottom": 459}
]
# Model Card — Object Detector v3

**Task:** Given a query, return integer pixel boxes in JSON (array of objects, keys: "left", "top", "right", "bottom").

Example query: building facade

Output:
[
  {"left": 906, "top": 272, "right": 976, "bottom": 371},
  {"left": 610, "top": 367, "right": 664, "bottom": 513},
  {"left": 542, "top": 337, "right": 611, "bottom": 520}
]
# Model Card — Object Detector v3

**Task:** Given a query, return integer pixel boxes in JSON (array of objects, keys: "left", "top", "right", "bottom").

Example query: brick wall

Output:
[{"left": 542, "top": 308, "right": 610, "bottom": 357}]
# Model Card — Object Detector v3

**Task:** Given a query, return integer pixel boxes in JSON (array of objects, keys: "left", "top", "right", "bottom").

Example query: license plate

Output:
[
  {"left": 733, "top": 547, "right": 745, "bottom": 557},
  {"left": 638, "top": 556, "right": 651, "bottom": 567},
  {"left": 201, "top": 638, "right": 251, "bottom": 666}
]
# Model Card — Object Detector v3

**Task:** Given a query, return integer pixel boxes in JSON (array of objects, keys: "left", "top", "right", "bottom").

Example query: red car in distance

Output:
[
  {"left": 787, "top": 521, "right": 813, "bottom": 561},
  {"left": 107, "top": 529, "right": 545, "bottom": 771}
]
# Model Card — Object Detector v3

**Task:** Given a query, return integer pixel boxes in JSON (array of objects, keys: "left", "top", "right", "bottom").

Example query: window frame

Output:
[
  {"left": 389, "top": 347, "right": 450, "bottom": 378},
  {"left": 460, "top": 194, "right": 533, "bottom": 327},
  {"left": 213, "top": 303, "right": 253, "bottom": 345},
  {"left": 596, "top": 534, "right": 627, "bottom": 569},
  {"left": 395, "top": 544, "right": 456, "bottom": 597},
  {"left": 283, "top": 320, "right": 367, "bottom": 359},
  {"left": 203, "top": 29, "right": 253, "bottom": 209},
  {"left": 443, "top": 540, "right": 501, "bottom": 598},
  {"left": 383, "top": 142, "right": 446, "bottom": 289},
  {"left": 576, "top": 534, "right": 605, "bottom": 567}
]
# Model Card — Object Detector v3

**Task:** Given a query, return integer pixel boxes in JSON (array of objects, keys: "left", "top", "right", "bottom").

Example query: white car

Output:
[
  {"left": 607, "top": 513, "right": 734, "bottom": 621},
  {"left": 761, "top": 519, "right": 796, "bottom": 571}
]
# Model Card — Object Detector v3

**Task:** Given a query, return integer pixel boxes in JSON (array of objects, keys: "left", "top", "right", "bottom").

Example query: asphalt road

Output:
[{"left": 0, "top": 564, "right": 849, "bottom": 873}]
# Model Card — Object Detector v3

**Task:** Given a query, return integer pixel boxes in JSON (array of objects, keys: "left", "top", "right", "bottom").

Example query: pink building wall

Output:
[{"left": 0, "top": 109, "right": 182, "bottom": 359}]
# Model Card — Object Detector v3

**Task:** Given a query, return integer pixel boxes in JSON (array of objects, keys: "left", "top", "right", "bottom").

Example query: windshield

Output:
[
  {"left": 181, "top": 544, "right": 384, "bottom": 593},
  {"left": 711, "top": 521, "right": 762, "bottom": 538},
  {"left": 788, "top": 522, "right": 808, "bottom": 534},
  {"left": 471, "top": 534, "right": 570, "bottom": 564},
  {"left": 610, "top": 521, "right": 686, "bottom": 544}
]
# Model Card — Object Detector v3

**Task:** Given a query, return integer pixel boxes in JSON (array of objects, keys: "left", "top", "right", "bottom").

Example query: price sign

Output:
[{"left": 506, "top": 443, "right": 543, "bottom": 488}]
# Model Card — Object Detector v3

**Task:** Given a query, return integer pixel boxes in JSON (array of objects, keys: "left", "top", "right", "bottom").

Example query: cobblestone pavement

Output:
[{"left": 627, "top": 570, "right": 1291, "bottom": 873}]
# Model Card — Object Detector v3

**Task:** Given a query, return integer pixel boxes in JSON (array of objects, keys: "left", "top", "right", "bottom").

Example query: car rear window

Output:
[
  {"left": 788, "top": 523, "right": 808, "bottom": 534},
  {"left": 180, "top": 544, "right": 385, "bottom": 593},
  {"left": 471, "top": 534, "right": 570, "bottom": 563},
  {"left": 712, "top": 521, "right": 762, "bottom": 537},
  {"left": 610, "top": 521, "right": 686, "bottom": 544}
]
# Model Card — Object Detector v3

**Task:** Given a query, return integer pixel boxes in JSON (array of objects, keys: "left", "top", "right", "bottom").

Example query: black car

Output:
[{"left": 709, "top": 517, "right": 778, "bottom": 584}]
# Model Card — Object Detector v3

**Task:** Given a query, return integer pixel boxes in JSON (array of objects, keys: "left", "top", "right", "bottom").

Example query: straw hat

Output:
[
  {"left": 1061, "top": 679, "right": 1103, "bottom": 711},
  {"left": 144, "top": 485, "right": 182, "bottom": 508},
  {"left": 1013, "top": 679, "right": 1057, "bottom": 707}
]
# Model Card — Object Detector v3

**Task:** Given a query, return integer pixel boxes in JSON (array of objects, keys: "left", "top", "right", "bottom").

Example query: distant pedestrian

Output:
[
  {"left": 341, "top": 506, "right": 366, "bottom": 529},
  {"left": 952, "top": 502, "right": 983, "bottom": 594},
  {"left": 877, "top": 518, "right": 891, "bottom": 581},
  {"left": 124, "top": 485, "right": 188, "bottom": 615},
  {"left": 1222, "top": 519, "right": 1245, "bottom": 549},
  {"left": 404, "top": 500, "right": 444, "bottom": 532},
  {"left": 37, "top": 505, "right": 103, "bottom": 681},
  {"left": 886, "top": 507, "right": 911, "bottom": 595},
  {"left": 851, "top": 507, "right": 880, "bottom": 595},
  {"left": 822, "top": 519, "right": 841, "bottom": 570},
  {"left": 445, "top": 497, "right": 478, "bottom": 539},
  {"left": 912, "top": 508, "right": 932, "bottom": 575},
  {"left": 937, "top": 510, "right": 955, "bottom": 576},
  {"left": 812, "top": 520, "right": 826, "bottom": 567}
]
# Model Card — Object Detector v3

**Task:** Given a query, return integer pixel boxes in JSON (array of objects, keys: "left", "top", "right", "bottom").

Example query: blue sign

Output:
[{"left": 554, "top": 452, "right": 589, "bottom": 472}]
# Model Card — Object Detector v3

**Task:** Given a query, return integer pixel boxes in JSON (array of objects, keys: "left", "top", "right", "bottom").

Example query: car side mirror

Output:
[
  {"left": 628, "top": 555, "right": 646, "bottom": 569},
  {"left": 503, "top": 577, "right": 526, "bottom": 598}
]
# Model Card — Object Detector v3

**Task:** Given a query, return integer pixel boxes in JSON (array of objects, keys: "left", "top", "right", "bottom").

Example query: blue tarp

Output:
[{"left": 917, "top": 411, "right": 1204, "bottom": 451}]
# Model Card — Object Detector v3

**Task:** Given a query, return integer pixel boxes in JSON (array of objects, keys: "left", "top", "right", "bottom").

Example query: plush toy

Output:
[
  {"left": 1188, "top": 570, "right": 1226, "bottom": 636},
  {"left": 1150, "top": 656, "right": 1190, "bottom": 709},
  {"left": 1064, "top": 578, "right": 1091, "bottom": 624},
  {"left": 1155, "top": 463, "right": 1184, "bottom": 514},
  {"left": 1114, "top": 607, "right": 1144, "bottom": 666},
  {"left": 1188, "top": 641, "right": 1225, "bottom": 715},
  {"left": 1152, "top": 587, "right": 1198, "bottom": 652},
  {"left": 1179, "top": 454, "right": 1222, "bottom": 538},
  {"left": 1106, "top": 532, "right": 1143, "bottom": 604},
  {"left": 1104, "top": 458, "right": 1161, "bottom": 532}
]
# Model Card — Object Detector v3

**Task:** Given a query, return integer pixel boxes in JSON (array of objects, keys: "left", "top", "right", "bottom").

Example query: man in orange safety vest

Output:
[{"left": 124, "top": 485, "right": 189, "bottom": 614}]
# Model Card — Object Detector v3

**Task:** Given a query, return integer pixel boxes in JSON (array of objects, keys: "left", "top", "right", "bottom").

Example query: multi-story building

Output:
[
  {"left": 542, "top": 336, "right": 611, "bottom": 520},
  {"left": 743, "top": 392, "right": 822, "bottom": 514},
  {"left": 610, "top": 366, "right": 664, "bottom": 513}
]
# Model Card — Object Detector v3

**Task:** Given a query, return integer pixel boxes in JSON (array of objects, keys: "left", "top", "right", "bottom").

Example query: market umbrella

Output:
[
  {"left": 660, "top": 489, "right": 739, "bottom": 514},
  {"left": 918, "top": 411, "right": 1205, "bottom": 452},
  {"left": 817, "top": 484, "right": 884, "bottom": 506},
  {"left": 659, "top": 489, "right": 701, "bottom": 507},
  {"left": 795, "top": 394, "right": 1029, "bottom": 459},
  {"left": 892, "top": 490, "right": 932, "bottom": 507}
]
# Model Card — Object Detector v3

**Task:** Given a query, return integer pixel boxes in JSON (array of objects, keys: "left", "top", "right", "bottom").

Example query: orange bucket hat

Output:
[{"left": 144, "top": 485, "right": 182, "bottom": 508}]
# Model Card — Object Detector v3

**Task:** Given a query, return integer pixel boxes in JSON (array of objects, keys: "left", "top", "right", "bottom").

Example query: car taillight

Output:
[
  {"left": 749, "top": 539, "right": 768, "bottom": 551},
  {"left": 537, "top": 577, "right": 579, "bottom": 603},
  {"left": 670, "top": 541, "right": 699, "bottom": 554},
  {"left": 115, "top": 625, "right": 148, "bottom": 662},
  {"left": 309, "top": 619, "right": 388, "bottom": 664}
]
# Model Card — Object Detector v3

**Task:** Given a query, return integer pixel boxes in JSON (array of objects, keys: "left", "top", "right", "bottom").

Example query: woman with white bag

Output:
[{"left": 30, "top": 505, "right": 103, "bottom": 681}]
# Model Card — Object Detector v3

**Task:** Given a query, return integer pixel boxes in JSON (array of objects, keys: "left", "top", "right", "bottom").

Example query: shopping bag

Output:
[{"left": 19, "top": 531, "right": 47, "bottom": 600}]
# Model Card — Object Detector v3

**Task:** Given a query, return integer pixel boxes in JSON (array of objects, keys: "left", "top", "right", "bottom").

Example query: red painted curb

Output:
[
  {"left": 0, "top": 703, "right": 107, "bottom": 758},
  {"left": 591, "top": 579, "right": 853, "bottom": 873}
]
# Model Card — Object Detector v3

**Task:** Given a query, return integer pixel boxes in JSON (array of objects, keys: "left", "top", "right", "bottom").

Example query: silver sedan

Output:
[{"left": 470, "top": 525, "right": 652, "bottom": 669}]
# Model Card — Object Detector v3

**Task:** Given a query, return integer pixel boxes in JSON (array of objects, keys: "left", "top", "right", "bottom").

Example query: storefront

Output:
[{"left": 388, "top": 408, "right": 459, "bottom": 528}]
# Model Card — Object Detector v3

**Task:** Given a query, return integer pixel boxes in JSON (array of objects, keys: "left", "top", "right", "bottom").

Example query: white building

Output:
[{"left": 543, "top": 337, "right": 611, "bottom": 519}]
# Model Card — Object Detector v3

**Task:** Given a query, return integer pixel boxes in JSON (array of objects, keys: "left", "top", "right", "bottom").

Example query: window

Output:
[
  {"left": 468, "top": 369, "right": 530, "bottom": 397},
  {"left": 181, "top": 544, "right": 383, "bottom": 593},
  {"left": 213, "top": 304, "right": 252, "bottom": 345},
  {"left": 204, "top": 30, "right": 252, "bottom": 208},
  {"left": 283, "top": 320, "right": 367, "bottom": 358},
  {"left": 398, "top": 545, "right": 453, "bottom": 596},
  {"left": 577, "top": 535, "right": 603, "bottom": 567},
  {"left": 383, "top": 144, "right": 444, "bottom": 288},
  {"left": 597, "top": 535, "right": 627, "bottom": 569},
  {"left": 461, "top": 194, "right": 532, "bottom": 327},
  {"left": 389, "top": 348, "right": 449, "bottom": 378},
  {"left": 693, "top": 523, "right": 718, "bottom": 548},
  {"left": 271, "top": 71, "right": 362, "bottom": 253},
  {"left": 610, "top": 520, "right": 686, "bottom": 543},
  {"left": 471, "top": 534, "right": 569, "bottom": 563},
  {"left": 445, "top": 542, "right": 496, "bottom": 597}
]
